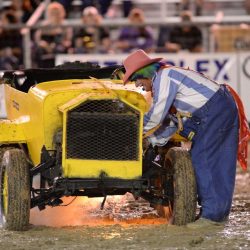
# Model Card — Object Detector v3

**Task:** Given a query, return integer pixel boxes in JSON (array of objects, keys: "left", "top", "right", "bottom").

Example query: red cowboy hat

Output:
[{"left": 122, "top": 50, "right": 163, "bottom": 83}]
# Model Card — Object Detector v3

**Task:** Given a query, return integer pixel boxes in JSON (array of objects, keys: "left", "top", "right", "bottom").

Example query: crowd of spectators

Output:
[
  {"left": 115, "top": 8, "right": 155, "bottom": 53},
  {"left": 30, "top": 1, "right": 204, "bottom": 68},
  {"left": 158, "top": 10, "right": 203, "bottom": 53},
  {"left": 0, "top": 0, "right": 249, "bottom": 69},
  {"left": 31, "top": 2, "right": 204, "bottom": 68}
]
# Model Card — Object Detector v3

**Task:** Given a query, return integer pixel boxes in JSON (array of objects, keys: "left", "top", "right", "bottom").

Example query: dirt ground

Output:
[{"left": 0, "top": 155, "right": 250, "bottom": 249}]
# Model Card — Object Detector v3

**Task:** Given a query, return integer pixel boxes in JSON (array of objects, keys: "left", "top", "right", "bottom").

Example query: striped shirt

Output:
[{"left": 145, "top": 67, "right": 220, "bottom": 146}]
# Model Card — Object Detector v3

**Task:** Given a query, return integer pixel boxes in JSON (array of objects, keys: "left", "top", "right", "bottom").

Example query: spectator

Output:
[
  {"left": 166, "top": 10, "right": 203, "bottom": 53},
  {"left": 8, "top": 0, "right": 23, "bottom": 22},
  {"left": 72, "top": 6, "right": 112, "bottom": 54},
  {"left": 115, "top": 8, "right": 155, "bottom": 53},
  {"left": 176, "top": 0, "right": 204, "bottom": 16},
  {"left": 33, "top": 2, "right": 73, "bottom": 67},
  {"left": 156, "top": 26, "right": 172, "bottom": 53},
  {"left": 0, "top": 9, "right": 22, "bottom": 70}
]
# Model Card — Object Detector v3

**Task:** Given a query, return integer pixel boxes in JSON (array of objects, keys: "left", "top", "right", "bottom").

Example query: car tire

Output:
[
  {"left": 155, "top": 147, "right": 197, "bottom": 225},
  {"left": 0, "top": 148, "right": 30, "bottom": 230}
]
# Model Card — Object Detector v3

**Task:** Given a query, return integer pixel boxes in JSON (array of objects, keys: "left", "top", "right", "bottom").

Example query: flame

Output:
[{"left": 30, "top": 193, "right": 168, "bottom": 227}]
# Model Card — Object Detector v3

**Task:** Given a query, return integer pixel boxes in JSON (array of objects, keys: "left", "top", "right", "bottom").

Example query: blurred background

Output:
[{"left": 0, "top": 0, "right": 249, "bottom": 120}]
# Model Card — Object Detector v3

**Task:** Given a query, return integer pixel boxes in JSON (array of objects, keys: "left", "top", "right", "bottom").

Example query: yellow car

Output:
[{"left": 0, "top": 62, "right": 196, "bottom": 230}]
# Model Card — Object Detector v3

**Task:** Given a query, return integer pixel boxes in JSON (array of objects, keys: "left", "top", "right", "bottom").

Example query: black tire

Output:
[
  {"left": 156, "top": 147, "right": 197, "bottom": 225},
  {"left": 0, "top": 148, "right": 30, "bottom": 230}
]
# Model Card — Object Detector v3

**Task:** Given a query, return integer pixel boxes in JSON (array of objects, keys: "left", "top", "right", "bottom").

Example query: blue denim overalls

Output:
[{"left": 179, "top": 85, "right": 239, "bottom": 222}]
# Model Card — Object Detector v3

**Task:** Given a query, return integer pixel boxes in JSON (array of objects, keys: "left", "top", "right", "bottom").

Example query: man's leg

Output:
[{"left": 190, "top": 90, "right": 239, "bottom": 222}]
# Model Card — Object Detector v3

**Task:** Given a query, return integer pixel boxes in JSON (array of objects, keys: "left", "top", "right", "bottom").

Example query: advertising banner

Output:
[{"left": 56, "top": 52, "right": 239, "bottom": 89}]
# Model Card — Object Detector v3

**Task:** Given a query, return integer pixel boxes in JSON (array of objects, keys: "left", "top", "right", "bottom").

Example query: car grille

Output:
[{"left": 66, "top": 99, "right": 140, "bottom": 160}]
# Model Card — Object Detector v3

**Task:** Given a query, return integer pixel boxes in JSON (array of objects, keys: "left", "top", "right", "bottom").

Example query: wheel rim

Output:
[{"left": 2, "top": 171, "right": 8, "bottom": 215}]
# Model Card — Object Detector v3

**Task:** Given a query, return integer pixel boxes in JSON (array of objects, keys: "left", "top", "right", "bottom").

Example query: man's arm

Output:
[
  {"left": 147, "top": 119, "right": 178, "bottom": 146},
  {"left": 143, "top": 69, "right": 179, "bottom": 133}
]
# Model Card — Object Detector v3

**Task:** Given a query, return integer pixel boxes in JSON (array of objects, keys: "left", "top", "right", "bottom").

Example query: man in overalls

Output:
[{"left": 122, "top": 49, "right": 250, "bottom": 227}]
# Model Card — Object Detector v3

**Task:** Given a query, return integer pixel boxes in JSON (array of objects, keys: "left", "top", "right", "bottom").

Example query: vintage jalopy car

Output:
[{"left": 0, "top": 62, "right": 197, "bottom": 231}]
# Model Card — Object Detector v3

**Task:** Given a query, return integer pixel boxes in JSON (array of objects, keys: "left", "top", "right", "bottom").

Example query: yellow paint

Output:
[
  {"left": 64, "top": 159, "right": 141, "bottom": 178},
  {"left": 58, "top": 92, "right": 118, "bottom": 112},
  {"left": 187, "top": 131, "right": 195, "bottom": 141},
  {"left": 0, "top": 119, "right": 26, "bottom": 143},
  {"left": 1, "top": 79, "right": 147, "bottom": 175},
  {"left": 60, "top": 91, "right": 144, "bottom": 179}
]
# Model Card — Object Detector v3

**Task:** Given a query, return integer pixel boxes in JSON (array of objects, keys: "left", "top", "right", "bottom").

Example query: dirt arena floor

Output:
[{"left": 0, "top": 148, "right": 249, "bottom": 250}]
